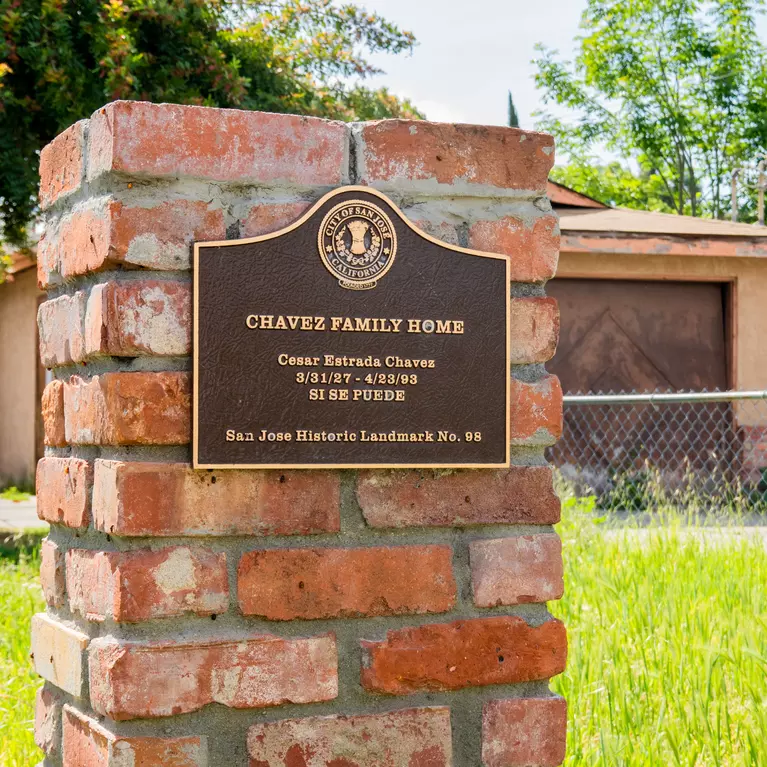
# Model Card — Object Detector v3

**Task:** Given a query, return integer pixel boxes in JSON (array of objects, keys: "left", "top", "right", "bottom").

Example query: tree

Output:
[
  {"left": 550, "top": 160, "right": 676, "bottom": 212},
  {"left": 0, "top": 0, "right": 422, "bottom": 256},
  {"left": 534, "top": 0, "right": 767, "bottom": 217},
  {"left": 507, "top": 90, "right": 520, "bottom": 128}
]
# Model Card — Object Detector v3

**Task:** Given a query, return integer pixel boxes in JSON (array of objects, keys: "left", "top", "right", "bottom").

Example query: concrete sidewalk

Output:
[{"left": 0, "top": 497, "right": 46, "bottom": 532}]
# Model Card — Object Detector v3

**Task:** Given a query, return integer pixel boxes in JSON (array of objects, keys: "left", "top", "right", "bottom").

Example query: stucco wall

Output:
[
  {"left": 557, "top": 249, "right": 767, "bottom": 425},
  {"left": 0, "top": 269, "right": 40, "bottom": 485}
]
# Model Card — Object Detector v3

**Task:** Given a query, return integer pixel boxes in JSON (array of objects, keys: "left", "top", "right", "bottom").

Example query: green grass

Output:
[
  {"left": 0, "top": 486, "right": 32, "bottom": 503},
  {"left": 0, "top": 551, "right": 44, "bottom": 767},
  {"left": 553, "top": 497, "right": 767, "bottom": 766},
  {"left": 1, "top": 508, "right": 766, "bottom": 766}
]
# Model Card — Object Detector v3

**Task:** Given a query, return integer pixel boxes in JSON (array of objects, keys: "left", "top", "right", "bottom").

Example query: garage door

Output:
[
  {"left": 547, "top": 279, "right": 728, "bottom": 394},
  {"left": 546, "top": 279, "right": 731, "bottom": 488}
]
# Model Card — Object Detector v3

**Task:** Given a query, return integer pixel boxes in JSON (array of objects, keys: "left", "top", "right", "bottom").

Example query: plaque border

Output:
[{"left": 193, "top": 185, "right": 511, "bottom": 470}]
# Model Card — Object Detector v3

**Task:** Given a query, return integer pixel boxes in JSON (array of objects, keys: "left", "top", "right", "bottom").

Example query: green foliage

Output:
[
  {"left": 551, "top": 160, "right": 676, "bottom": 211},
  {"left": 507, "top": 90, "right": 519, "bottom": 128},
  {"left": 0, "top": 249, "right": 10, "bottom": 285},
  {"left": 554, "top": 497, "right": 767, "bottom": 765},
  {"left": 563, "top": 460, "right": 767, "bottom": 515},
  {"left": 0, "top": 551, "right": 43, "bottom": 766},
  {"left": 0, "top": 0, "right": 422, "bottom": 255},
  {"left": 535, "top": 0, "right": 767, "bottom": 218},
  {"left": 0, "top": 486, "right": 31, "bottom": 502}
]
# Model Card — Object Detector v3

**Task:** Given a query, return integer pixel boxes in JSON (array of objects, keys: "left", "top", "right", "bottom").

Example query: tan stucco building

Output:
[
  {"left": 0, "top": 253, "right": 43, "bottom": 487},
  {"left": 549, "top": 181, "right": 767, "bottom": 405}
]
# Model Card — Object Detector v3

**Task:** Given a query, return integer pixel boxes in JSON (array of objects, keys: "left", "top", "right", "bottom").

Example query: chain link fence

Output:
[{"left": 547, "top": 391, "right": 767, "bottom": 511}]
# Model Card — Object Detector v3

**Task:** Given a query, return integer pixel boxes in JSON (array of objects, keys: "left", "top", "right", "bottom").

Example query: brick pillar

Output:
[{"left": 34, "top": 101, "right": 565, "bottom": 767}]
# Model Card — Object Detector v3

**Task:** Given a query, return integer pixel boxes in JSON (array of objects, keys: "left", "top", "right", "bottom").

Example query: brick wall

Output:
[{"left": 34, "top": 100, "right": 565, "bottom": 767}]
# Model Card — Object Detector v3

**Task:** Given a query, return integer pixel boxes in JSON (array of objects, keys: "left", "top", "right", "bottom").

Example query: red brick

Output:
[
  {"left": 482, "top": 697, "right": 567, "bottom": 767},
  {"left": 35, "top": 685, "right": 64, "bottom": 756},
  {"left": 104, "top": 199, "right": 225, "bottom": 270},
  {"left": 38, "top": 292, "right": 87, "bottom": 367},
  {"left": 88, "top": 101, "right": 348, "bottom": 186},
  {"left": 469, "top": 215, "right": 559, "bottom": 282},
  {"left": 62, "top": 705, "right": 205, "bottom": 767},
  {"left": 38, "top": 203, "right": 108, "bottom": 287},
  {"left": 63, "top": 372, "right": 190, "bottom": 445},
  {"left": 38, "top": 199, "right": 225, "bottom": 287},
  {"left": 93, "top": 460, "right": 340, "bottom": 537},
  {"left": 89, "top": 634, "right": 337, "bottom": 720},
  {"left": 85, "top": 280, "right": 191, "bottom": 358},
  {"left": 67, "top": 546, "right": 229, "bottom": 622},
  {"left": 241, "top": 201, "right": 312, "bottom": 238},
  {"left": 247, "top": 708, "right": 452, "bottom": 766},
  {"left": 510, "top": 298, "right": 559, "bottom": 364},
  {"left": 40, "top": 539, "right": 66, "bottom": 608},
  {"left": 238, "top": 545, "right": 456, "bottom": 620},
  {"left": 470, "top": 535, "right": 564, "bottom": 607},
  {"left": 36, "top": 457, "right": 92, "bottom": 529},
  {"left": 356, "top": 466, "right": 560, "bottom": 528},
  {"left": 31, "top": 614, "right": 89, "bottom": 697},
  {"left": 41, "top": 380, "right": 67, "bottom": 447},
  {"left": 510, "top": 375, "right": 563, "bottom": 446},
  {"left": 39, "top": 120, "right": 86, "bottom": 209},
  {"left": 361, "top": 616, "right": 567, "bottom": 694},
  {"left": 357, "top": 120, "right": 554, "bottom": 191}
]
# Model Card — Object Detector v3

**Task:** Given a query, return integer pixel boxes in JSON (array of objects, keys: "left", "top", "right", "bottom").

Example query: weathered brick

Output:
[
  {"left": 39, "top": 120, "right": 87, "bottom": 209},
  {"left": 31, "top": 614, "right": 89, "bottom": 697},
  {"left": 38, "top": 199, "right": 225, "bottom": 287},
  {"left": 41, "top": 380, "right": 67, "bottom": 447},
  {"left": 238, "top": 545, "right": 456, "bottom": 620},
  {"left": 509, "top": 297, "right": 559, "bottom": 364},
  {"left": 63, "top": 705, "right": 206, "bottom": 767},
  {"left": 93, "top": 460, "right": 340, "bottom": 537},
  {"left": 470, "top": 535, "right": 564, "bottom": 607},
  {"left": 63, "top": 372, "right": 190, "bottom": 445},
  {"left": 89, "top": 634, "right": 337, "bottom": 720},
  {"left": 356, "top": 466, "right": 560, "bottom": 528},
  {"left": 38, "top": 292, "right": 87, "bottom": 367},
  {"left": 361, "top": 616, "right": 566, "bottom": 694},
  {"left": 39, "top": 281, "right": 191, "bottom": 364},
  {"left": 510, "top": 375, "right": 563, "bottom": 446},
  {"left": 241, "top": 201, "right": 312, "bottom": 238},
  {"left": 247, "top": 708, "right": 452, "bottom": 766},
  {"left": 85, "top": 280, "right": 191, "bottom": 358},
  {"left": 469, "top": 215, "right": 559, "bottom": 283},
  {"left": 67, "top": 547, "right": 229, "bottom": 622},
  {"left": 36, "top": 457, "right": 92, "bottom": 529},
  {"left": 35, "top": 685, "right": 65, "bottom": 757},
  {"left": 482, "top": 697, "right": 567, "bottom": 767},
  {"left": 38, "top": 203, "right": 108, "bottom": 288},
  {"left": 103, "top": 199, "right": 225, "bottom": 271},
  {"left": 40, "top": 539, "right": 66, "bottom": 608},
  {"left": 357, "top": 120, "right": 554, "bottom": 192},
  {"left": 88, "top": 101, "right": 348, "bottom": 186}
]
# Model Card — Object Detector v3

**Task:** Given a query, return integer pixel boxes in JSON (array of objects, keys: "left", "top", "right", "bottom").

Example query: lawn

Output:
[
  {"left": 0, "top": 551, "right": 44, "bottom": 767},
  {"left": 553, "top": 498, "right": 767, "bottom": 766},
  {"left": 1, "top": 505, "right": 766, "bottom": 766}
]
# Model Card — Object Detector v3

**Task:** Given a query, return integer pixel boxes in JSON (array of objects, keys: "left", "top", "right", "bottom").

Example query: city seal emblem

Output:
[{"left": 318, "top": 200, "right": 397, "bottom": 290}]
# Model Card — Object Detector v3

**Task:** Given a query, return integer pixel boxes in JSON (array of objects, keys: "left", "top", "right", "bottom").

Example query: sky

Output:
[{"left": 358, "top": 0, "right": 767, "bottom": 132}]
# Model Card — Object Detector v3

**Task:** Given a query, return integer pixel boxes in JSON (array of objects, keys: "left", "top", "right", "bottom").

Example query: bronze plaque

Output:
[{"left": 193, "top": 186, "right": 509, "bottom": 469}]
